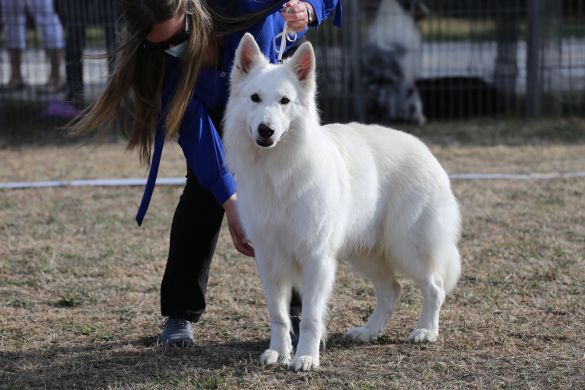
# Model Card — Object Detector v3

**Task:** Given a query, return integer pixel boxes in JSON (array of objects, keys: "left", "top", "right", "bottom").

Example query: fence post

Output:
[
  {"left": 526, "top": 0, "right": 543, "bottom": 117},
  {"left": 526, "top": 0, "right": 562, "bottom": 117},
  {"left": 347, "top": 0, "right": 365, "bottom": 122},
  {"left": 542, "top": 0, "right": 562, "bottom": 117},
  {"left": 494, "top": 0, "right": 520, "bottom": 112}
]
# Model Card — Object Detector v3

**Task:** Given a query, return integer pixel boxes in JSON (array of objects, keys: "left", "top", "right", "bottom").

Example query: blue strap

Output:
[{"left": 135, "top": 126, "right": 165, "bottom": 226}]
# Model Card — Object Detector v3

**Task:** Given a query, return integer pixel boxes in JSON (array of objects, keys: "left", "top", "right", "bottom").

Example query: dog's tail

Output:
[{"left": 441, "top": 245, "right": 461, "bottom": 294}]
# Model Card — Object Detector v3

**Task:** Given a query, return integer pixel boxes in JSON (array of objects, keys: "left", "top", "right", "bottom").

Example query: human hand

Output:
[
  {"left": 280, "top": 1, "right": 315, "bottom": 33},
  {"left": 223, "top": 195, "right": 255, "bottom": 257}
]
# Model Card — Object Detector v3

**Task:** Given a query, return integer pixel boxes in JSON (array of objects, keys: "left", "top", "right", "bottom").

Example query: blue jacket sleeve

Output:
[
  {"left": 177, "top": 97, "right": 236, "bottom": 206},
  {"left": 220, "top": 1, "right": 342, "bottom": 66},
  {"left": 304, "top": 0, "right": 342, "bottom": 28}
]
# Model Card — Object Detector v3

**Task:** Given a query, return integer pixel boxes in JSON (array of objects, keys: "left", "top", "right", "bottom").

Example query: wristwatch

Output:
[{"left": 305, "top": 2, "right": 315, "bottom": 24}]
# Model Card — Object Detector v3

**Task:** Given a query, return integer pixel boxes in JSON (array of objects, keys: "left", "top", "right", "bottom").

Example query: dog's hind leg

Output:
[
  {"left": 407, "top": 274, "right": 445, "bottom": 343},
  {"left": 291, "top": 255, "right": 336, "bottom": 372},
  {"left": 257, "top": 255, "right": 294, "bottom": 366},
  {"left": 345, "top": 259, "right": 401, "bottom": 343}
]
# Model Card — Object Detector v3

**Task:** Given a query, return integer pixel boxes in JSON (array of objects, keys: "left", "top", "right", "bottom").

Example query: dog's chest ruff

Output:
[{"left": 237, "top": 154, "right": 342, "bottom": 254}]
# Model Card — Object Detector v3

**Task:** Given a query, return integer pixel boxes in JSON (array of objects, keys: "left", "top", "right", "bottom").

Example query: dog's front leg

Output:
[
  {"left": 256, "top": 253, "right": 293, "bottom": 366},
  {"left": 291, "top": 255, "right": 336, "bottom": 371}
]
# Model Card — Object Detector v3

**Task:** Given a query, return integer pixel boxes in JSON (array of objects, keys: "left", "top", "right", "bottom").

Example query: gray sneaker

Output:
[{"left": 160, "top": 318, "right": 194, "bottom": 347}]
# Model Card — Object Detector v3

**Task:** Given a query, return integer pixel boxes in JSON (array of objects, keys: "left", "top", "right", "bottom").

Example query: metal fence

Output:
[
  {"left": 309, "top": 0, "right": 585, "bottom": 123},
  {"left": 1, "top": 0, "right": 584, "bottom": 132}
]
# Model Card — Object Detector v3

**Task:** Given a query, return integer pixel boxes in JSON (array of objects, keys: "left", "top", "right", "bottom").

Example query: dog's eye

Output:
[
  {"left": 280, "top": 97, "right": 290, "bottom": 105},
  {"left": 251, "top": 93, "right": 261, "bottom": 103}
]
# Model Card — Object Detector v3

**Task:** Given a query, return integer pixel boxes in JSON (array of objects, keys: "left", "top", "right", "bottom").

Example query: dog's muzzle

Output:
[{"left": 256, "top": 123, "right": 275, "bottom": 148}]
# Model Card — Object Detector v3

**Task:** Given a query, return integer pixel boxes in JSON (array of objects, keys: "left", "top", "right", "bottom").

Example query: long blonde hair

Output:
[{"left": 70, "top": 0, "right": 284, "bottom": 165}]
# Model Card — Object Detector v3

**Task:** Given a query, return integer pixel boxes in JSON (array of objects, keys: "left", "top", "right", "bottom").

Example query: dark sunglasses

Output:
[{"left": 142, "top": 17, "right": 189, "bottom": 50}]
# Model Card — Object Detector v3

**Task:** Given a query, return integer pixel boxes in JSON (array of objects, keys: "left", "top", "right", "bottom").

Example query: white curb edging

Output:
[{"left": 1, "top": 172, "right": 584, "bottom": 190}]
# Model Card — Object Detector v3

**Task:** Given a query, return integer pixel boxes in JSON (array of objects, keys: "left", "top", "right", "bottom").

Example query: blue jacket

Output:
[{"left": 136, "top": 0, "right": 342, "bottom": 225}]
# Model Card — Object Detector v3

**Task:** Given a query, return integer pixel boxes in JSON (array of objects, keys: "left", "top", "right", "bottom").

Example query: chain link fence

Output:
[
  {"left": 0, "top": 0, "right": 118, "bottom": 135},
  {"left": 1, "top": 0, "right": 584, "bottom": 134}
]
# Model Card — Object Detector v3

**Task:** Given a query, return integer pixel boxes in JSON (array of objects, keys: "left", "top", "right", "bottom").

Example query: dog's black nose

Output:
[{"left": 257, "top": 123, "right": 274, "bottom": 138}]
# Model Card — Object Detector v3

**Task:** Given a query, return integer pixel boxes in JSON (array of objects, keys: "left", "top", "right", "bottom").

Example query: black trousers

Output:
[
  {"left": 160, "top": 108, "right": 302, "bottom": 322},
  {"left": 160, "top": 166, "right": 225, "bottom": 322}
]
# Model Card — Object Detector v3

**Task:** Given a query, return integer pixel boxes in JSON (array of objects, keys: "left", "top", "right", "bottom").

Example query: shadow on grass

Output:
[
  {"left": 1, "top": 337, "right": 265, "bottom": 387},
  {"left": 326, "top": 332, "right": 409, "bottom": 348},
  {"left": 1, "top": 332, "right": 412, "bottom": 387}
]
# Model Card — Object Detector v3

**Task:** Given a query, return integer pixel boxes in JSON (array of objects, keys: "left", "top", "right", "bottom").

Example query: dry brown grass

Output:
[{"left": 1, "top": 119, "right": 585, "bottom": 389}]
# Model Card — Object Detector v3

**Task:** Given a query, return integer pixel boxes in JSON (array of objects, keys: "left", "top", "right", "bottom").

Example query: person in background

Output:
[
  {"left": 69, "top": 0, "right": 342, "bottom": 347},
  {"left": 1, "top": 0, "right": 65, "bottom": 91},
  {"left": 55, "top": 0, "right": 119, "bottom": 104}
]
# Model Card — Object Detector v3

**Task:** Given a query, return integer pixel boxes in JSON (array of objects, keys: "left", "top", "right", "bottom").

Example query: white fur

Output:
[{"left": 224, "top": 34, "right": 461, "bottom": 372}]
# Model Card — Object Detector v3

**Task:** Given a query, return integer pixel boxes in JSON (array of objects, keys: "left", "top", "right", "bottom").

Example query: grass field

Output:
[{"left": 1, "top": 119, "right": 585, "bottom": 389}]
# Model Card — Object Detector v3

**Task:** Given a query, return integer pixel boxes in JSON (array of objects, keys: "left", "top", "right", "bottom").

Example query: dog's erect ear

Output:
[
  {"left": 232, "top": 33, "right": 265, "bottom": 80},
  {"left": 286, "top": 41, "right": 316, "bottom": 90}
]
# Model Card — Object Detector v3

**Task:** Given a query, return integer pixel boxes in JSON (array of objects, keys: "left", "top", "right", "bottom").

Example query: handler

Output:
[{"left": 70, "top": 0, "right": 341, "bottom": 346}]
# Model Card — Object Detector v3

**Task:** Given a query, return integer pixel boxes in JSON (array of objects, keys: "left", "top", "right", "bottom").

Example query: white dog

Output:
[{"left": 223, "top": 33, "right": 461, "bottom": 372}]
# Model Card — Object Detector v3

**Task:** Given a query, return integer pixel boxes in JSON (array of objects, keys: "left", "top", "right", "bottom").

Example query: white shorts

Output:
[{"left": 1, "top": 0, "right": 65, "bottom": 49}]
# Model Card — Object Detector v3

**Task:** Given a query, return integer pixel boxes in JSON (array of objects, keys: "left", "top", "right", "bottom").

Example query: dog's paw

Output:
[
  {"left": 407, "top": 328, "right": 438, "bottom": 343},
  {"left": 260, "top": 349, "right": 280, "bottom": 365},
  {"left": 290, "top": 354, "right": 319, "bottom": 372},
  {"left": 260, "top": 349, "right": 291, "bottom": 366},
  {"left": 344, "top": 326, "right": 380, "bottom": 343},
  {"left": 279, "top": 352, "right": 292, "bottom": 366}
]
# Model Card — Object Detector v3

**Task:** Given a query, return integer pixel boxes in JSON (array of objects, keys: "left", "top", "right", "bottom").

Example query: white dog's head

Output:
[{"left": 227, "top": 33, "right": 317, "bottom": 149}]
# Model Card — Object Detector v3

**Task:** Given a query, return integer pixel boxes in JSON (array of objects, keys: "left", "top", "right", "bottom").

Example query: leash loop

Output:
[
  {"left": 274, "top": 25, "right": 297, "bottom": 64},
  {"left": 274, "top": 3, "right": 298, "bottom": 64}
]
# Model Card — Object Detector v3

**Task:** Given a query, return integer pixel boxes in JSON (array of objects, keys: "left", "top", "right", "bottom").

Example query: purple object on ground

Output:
[{"left": 41, "top": 98, "right": 81, "bottom": 119}]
